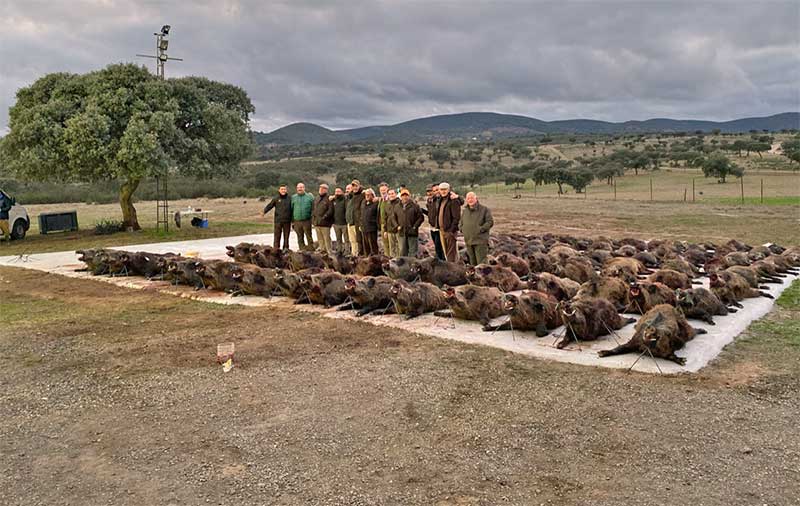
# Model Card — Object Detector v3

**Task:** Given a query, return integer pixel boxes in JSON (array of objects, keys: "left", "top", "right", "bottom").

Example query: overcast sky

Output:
[{"left": 1, "top": 0, "right": 799, "bottom": 133}]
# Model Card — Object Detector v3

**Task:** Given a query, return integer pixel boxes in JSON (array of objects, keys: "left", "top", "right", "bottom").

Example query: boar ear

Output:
[
  {"left": 464, "top": 287, "right": 474, "bottom": 299},
  {"left": 367, "top": 278, "right": 375, "bottom": 288},
  {"left": 651, "top": 313, "right": 665, "bottom": 325},
  {"left": 533, "top": 301, "right": 545, "bottom": 310},
  {"left": 646, "top": 284, "right": 658, "bottom": 293}
]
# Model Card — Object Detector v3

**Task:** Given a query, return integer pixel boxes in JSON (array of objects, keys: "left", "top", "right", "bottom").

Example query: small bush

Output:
[{"left": 93, "top": 219, "right": 125, "bottom": 235}]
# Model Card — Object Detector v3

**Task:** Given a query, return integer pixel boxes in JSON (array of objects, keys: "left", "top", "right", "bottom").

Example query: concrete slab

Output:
[{"left": 1, "top": 233, "right": 796, "bottom": 375}]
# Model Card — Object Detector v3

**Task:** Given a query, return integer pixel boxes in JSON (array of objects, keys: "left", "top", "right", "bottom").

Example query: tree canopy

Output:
[
  {"left": 0, "top": 63, "right": 254, "bottom": 229},
  {"left": 701, "top": 152, "right": 743, "bottom": 183}
]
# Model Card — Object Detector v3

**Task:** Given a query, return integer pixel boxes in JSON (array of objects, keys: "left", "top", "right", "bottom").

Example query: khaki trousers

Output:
[
  {"left": 347, "top": 224, "right": 360, "bottom": 256},
  {"left": 315, "top": 226, "right": 332, "bottom": 254}
]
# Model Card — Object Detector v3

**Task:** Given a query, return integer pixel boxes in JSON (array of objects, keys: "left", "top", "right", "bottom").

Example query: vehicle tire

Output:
[{"left": 11, "top": 219, "right": 27, "bottom": 240}]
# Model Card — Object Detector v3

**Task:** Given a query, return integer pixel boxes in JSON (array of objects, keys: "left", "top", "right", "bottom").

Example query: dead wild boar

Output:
[
  {"left": 488, "top": 252, "right": 530, "bottom": 278},
  {"left": 576, "top": 276, "right": 630, "bottom": 311},
  {"left": 646, "top": 269, "right": 695, "bottom": 290},
  {"left": 554, "top": 255, "right": 595, "bottom": 284},
  {"left": 341, "top": 276, "right": 397, "bottom": 316},
  {"left": 324, "top": 252, "right": 356, "bottom": 275},
  {"left": 411, "top": 257, "right": 469, "bottom": 287},
  {"left": 275, "top": 267, "right": 323, "bottom": 301},
  {"left": 526, "top": 251, "right": 553, "bottom": 274},
  {"left": 195, "top": 260, "right": 241, "bottom": 293},
  {"left": 165, "top": 259, "right": 206, "bottom": 289},
  {"left": 676, "top": 287, "right": 731, "bottom": 325},
  {"left": 226, "top": 242, "right": 259, "bottom": 263},
  {"left": 598, "top": 304, "right": 706, "bottom": 366},
  {"left": 482, "top": 290, "right": 560, "bottom": 336},
  {"left": 252, "top": 246, "right": 288, "bottom": 269},
  {"left": 624, "top": 281, "right": 677, "bottom": 314},
  {"left": 633, "top": 250, "right": 660, "bottom": 269},
  {"left": 709, "top": 271, "right": 773, "bottom": 307},
  {"left": 617, "top": 237, "right": 648, "bottom": 251},
  {"left": 302, "top": 271, "right": 349, "bottom": 307},
  {"left": 527, "top": 272, "right": 580, "bottom": 301},
  {"left": 660, "top": 256, "right": 701, "bottom": 278},
  {"left": 435, "top": 284, "right": 505, "bottom": 326},
  {"left": 557, "top": 297, "right": 635, "bottom": 349},
  {"left": 232, "top": 265, "right": 279, "bottom": 297},
  {"left": 613, "top": 244, "right": 639, "bottom": 258},
  {"left": 390, "top": 281, "right": 448, "bottom": 319},
  {"left": 725, "top": 265, "right": 776, "bottom": 288},
  {"left": 355, "top": 254, "right": 390, "bottom": 277},
  {"left": 466, "top": 264, "right": 527, "bottom": 292},
  {"left": 288, "top": 250, "right": 327, "bottom": 271},
  {"left": 602, "top": 257, "right": 650, "bottom": 283},
  {"left": 121, "top": 251, "right": 182, "bottom": 278},
  {"left": 383, "top": 256, "right": 419, "bottom": 281}
]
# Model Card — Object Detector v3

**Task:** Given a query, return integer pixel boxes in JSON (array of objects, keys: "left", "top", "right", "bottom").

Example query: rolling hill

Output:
[{"left": 258, "top": 112, "right": 800, "bottom": 145}]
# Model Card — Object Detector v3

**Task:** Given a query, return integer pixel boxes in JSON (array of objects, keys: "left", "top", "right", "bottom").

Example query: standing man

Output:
[
  {"left": 377, "top": 183, "right": 391, "bottom": 255},
  {"left": 394, "top": 188, "right": 424, "bottom": 257},
  {"left": 360, "top": 189, "right": 380, "bottom": 255},
  {"left": 261, "top": 184, "right": 292, "bottom": 249},
  {"left": 350, "top": 179, "right": 366, "bottom": 254},
  {"left": 345, "top": 184, "right": 359, "bottom": 256},
  {"left": 424, "top": 184, "right": 445, "bottom": 260},
  {"left": 435, "top": 182, "right": 463, "bottom": 262},
  {"left": 384, "top": 188, "right": 400, "bottom": 257},
  {"left": 291, "top": 182, "right": 315, "bottom": 250},
  {"left": 331, "top": 187, "right": 349, "bottom": 254},
  {"left": 312, "top": 183, "right": 334, "bottom": 254},
  {"left": 459, "top": 192, "right": 493, "bottom": 265}
]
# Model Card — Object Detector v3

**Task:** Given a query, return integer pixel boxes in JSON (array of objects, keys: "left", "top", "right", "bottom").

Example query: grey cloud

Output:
[{"left": 1, "top": 0, "right": 798, "bottom": 134}]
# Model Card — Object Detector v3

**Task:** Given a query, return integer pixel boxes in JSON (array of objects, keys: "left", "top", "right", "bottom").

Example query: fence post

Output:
[
  {"left": 692, "top": 178, "right": 695, "bottom": 202},
  {"left": 614, "top": 180, "right": 617, "bottom": 201},
  {"left": 649, "top": 177, "right": 653, "bottom": 201},
  {"left": 683, "top": 188, "right": 687, "bottom": 202},
  {"left": 760, "top": 178, "right": 764, "bottom": 204},
  {"left": 740, "top": 177, "right": 744, "bottom": 205}
]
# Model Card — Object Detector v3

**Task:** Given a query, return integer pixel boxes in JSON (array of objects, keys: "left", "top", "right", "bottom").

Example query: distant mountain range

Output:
[{"left": 255, "top": 112, "right": 800, "bottom": 145}]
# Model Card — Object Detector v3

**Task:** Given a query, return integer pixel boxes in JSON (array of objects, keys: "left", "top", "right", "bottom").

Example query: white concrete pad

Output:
[{"left": 1, "top": 233, "right": 796, "bottom": 375}]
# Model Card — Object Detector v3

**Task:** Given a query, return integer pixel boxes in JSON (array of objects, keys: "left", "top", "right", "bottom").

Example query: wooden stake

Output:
[
  {"left": 740, "top": 177, "right": 744, "bottom": 205},
  {"left": 692, "top": 178, "right": 695, "bottom": 202},
  {"left": 760, "top": 178, "right": 764, "bottom": 204},
  {"left": 649, "top": 177, "right": 653, "bottom": 201}
]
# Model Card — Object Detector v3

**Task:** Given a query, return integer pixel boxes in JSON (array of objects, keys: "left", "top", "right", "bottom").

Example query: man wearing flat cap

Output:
[
  {"left": 393, "top": 188, "right": 424, "bottom": 257},
  {"left": 312, "top": 183, "right": 334, "bottom": 254}
]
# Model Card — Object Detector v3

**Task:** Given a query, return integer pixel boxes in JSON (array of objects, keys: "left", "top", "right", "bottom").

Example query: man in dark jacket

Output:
[
  {"left": 423, "top": 185, "right": 443, "bottom": 259},
  {"left": 459, "top": 192, "right": 494, "bottom": 265},
  {"left": 432, "top": 182, "right": 463, "bottom": 262},
  {"left": 261, "top": 184, "right": 293, "bottom": 249},
  {"left": 345, "top": 184, "right": 359, "bottom": 255},
  {"left": 360, "top": 188, "right": 380, "bottom": 256},
  {"left": 312, "top": 183, "right": 334, "bottom": 254},
  {"left": 393, "top": 188, "right": 424, "bottom": 257},
  {"left": 350, "top": 179, "right": 366, "bottom": 254},
  {"left": 331, "top": 187, "right": 349, "bottom": 254}
]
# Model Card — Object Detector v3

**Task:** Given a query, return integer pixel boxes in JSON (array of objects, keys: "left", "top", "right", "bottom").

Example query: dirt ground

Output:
[{"left": 2, "top": 266, "right": 799, "bottom": 506}]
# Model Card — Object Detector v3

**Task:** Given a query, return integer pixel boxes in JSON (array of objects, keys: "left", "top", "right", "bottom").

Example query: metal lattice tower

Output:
[{"left": 137, "top": 25, "right": 182, "bottom": 232}]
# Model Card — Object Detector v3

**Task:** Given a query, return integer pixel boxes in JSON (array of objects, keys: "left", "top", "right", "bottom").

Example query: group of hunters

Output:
[{"left": 261, "top": 179, "right": 494, "bottom": 265}]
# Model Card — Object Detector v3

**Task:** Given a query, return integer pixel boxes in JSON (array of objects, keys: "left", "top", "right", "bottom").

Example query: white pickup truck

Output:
[{"left": 0, "top": 189, "right": 30, "bottom": 240}]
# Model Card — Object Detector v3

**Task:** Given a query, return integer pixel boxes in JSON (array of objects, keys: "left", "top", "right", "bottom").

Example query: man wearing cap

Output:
[
  {"left": 312, "top": 183, "right": 334, "bottom": 254},
  {"left": 291, "top": 182, "right": 315, "bottom": 250},
  {"left": 261, "top": 184, "right": 293, "bottom": 249},
  {"left": 394, "top": 188, "right": 424, "bottom": 257},
  {"left": 350, "top": 179, "right": 366, "bottom": 254},
  {"left": 331, "top": 186, "right": 349, "bottom": 254},
  {"left": 432, "top": 182, "right": 463, "bottom": 262},
  {"left": 360, "top": 188, "right": 380, "bottom": 255},
  {"left": 459, "top": 192, "right": 493, "bottom": 265}
]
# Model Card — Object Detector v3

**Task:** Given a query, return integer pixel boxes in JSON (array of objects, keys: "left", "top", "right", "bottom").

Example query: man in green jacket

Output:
[
  {"left": 291, "top": 182, "right": 315, "bottom": 250},
  {"left": 459, "top": 192, "right": 493, "bottom": 265}
]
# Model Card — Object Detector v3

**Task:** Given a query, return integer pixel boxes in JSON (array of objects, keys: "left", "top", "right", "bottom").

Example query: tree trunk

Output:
[{"left": 119, "top": 178, "right": 141, "bottom": 231}]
